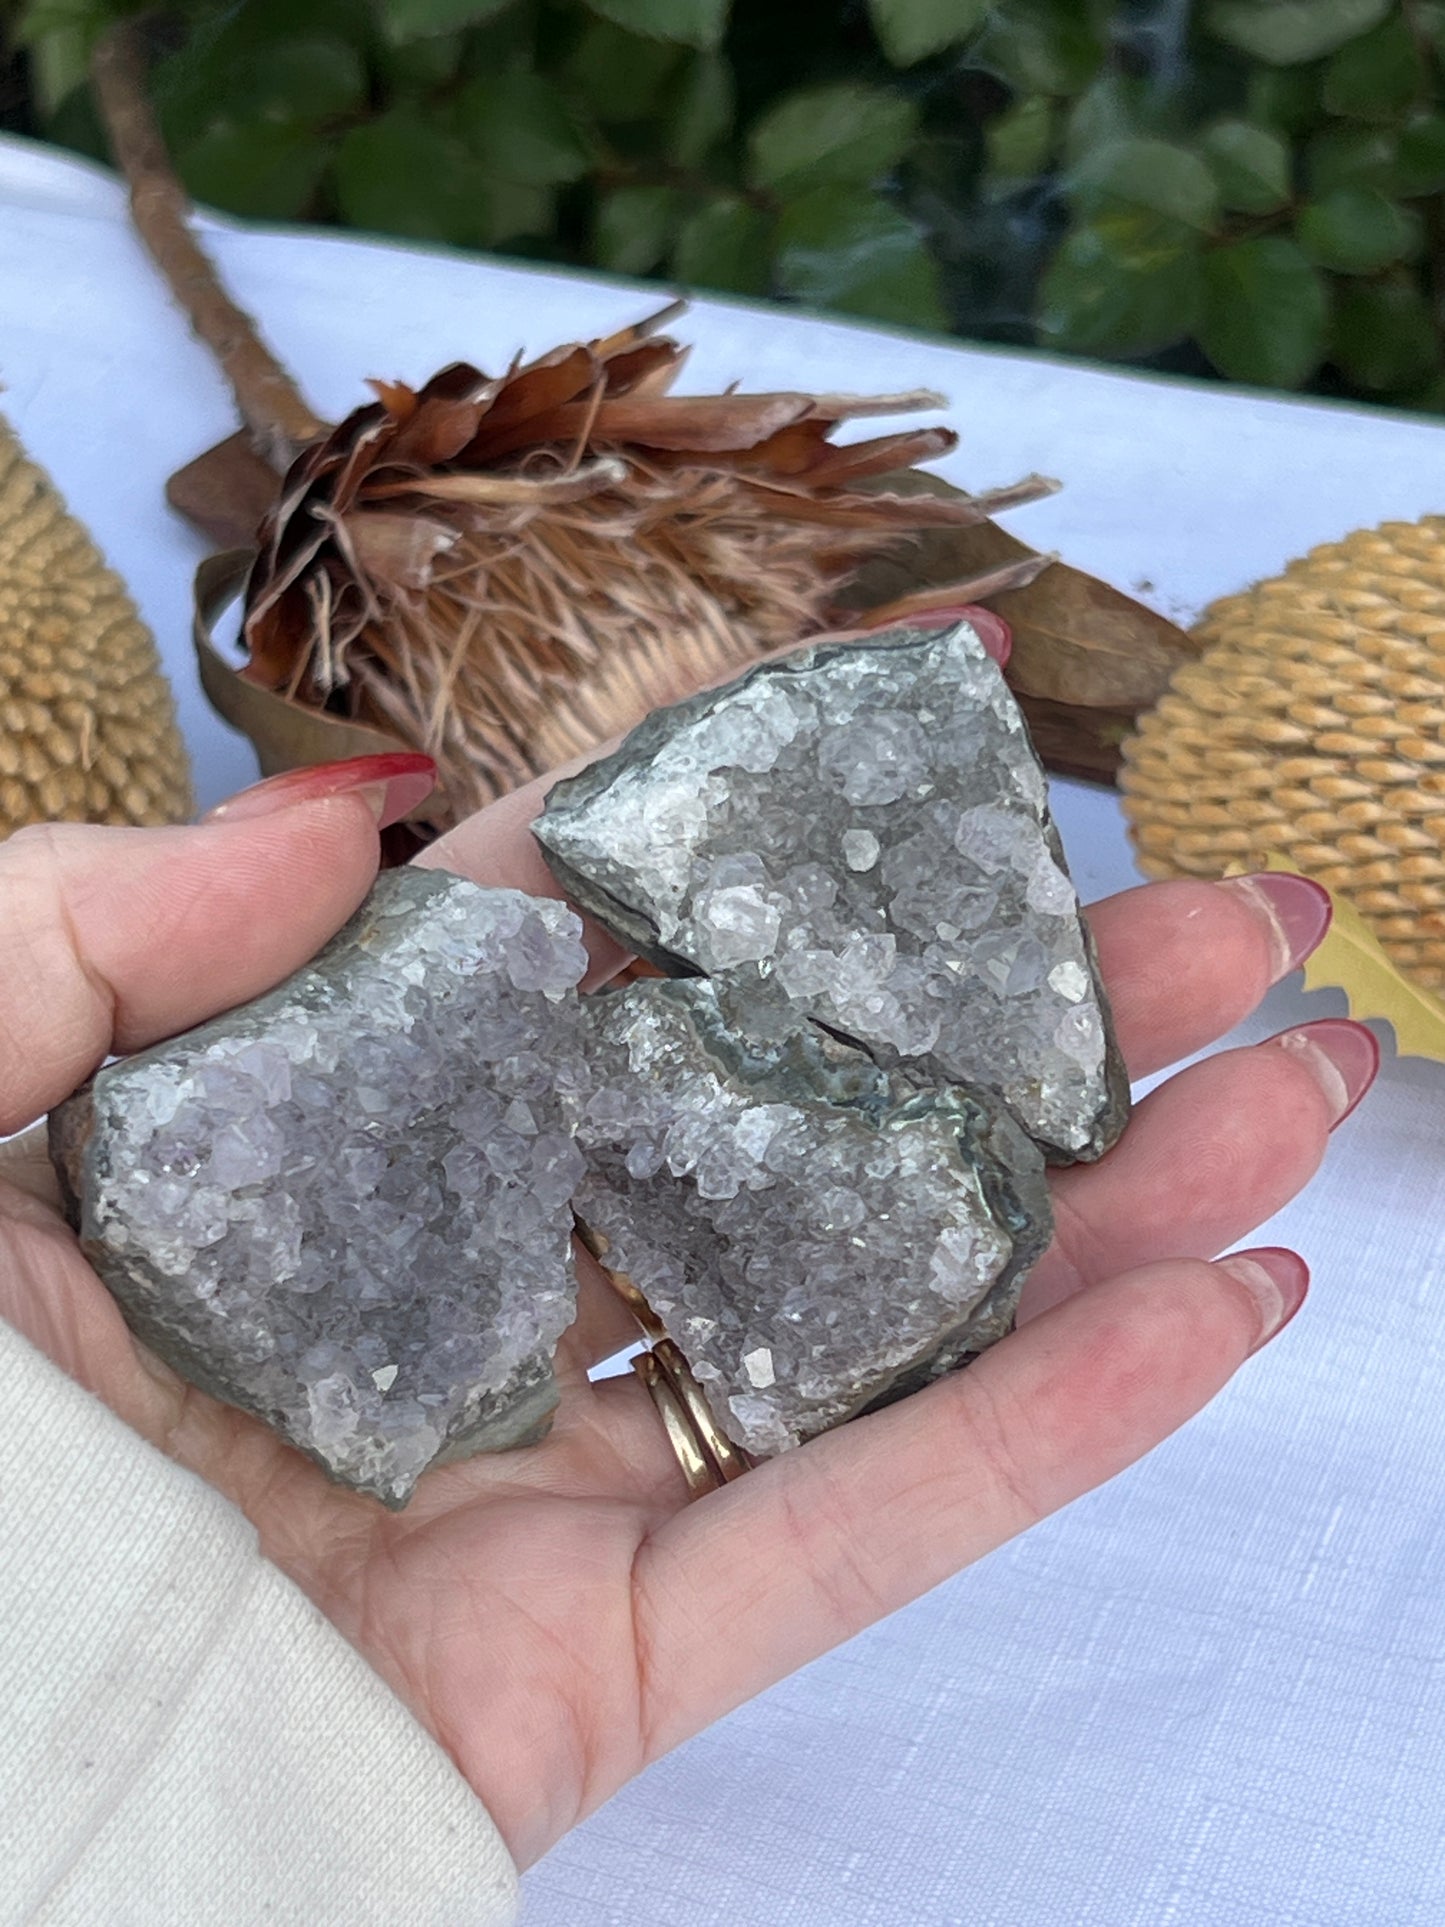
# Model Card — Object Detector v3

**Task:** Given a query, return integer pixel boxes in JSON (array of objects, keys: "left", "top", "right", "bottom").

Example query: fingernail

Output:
[
  {"left": 1222, "top": 872, "right": 1332, "bottom": 981},
  {"left": 859, "top": 605, "right": 1012, "bottom": 664},
  {"left": 1265, "top": 1017, "right": 1380, "bottom": 1128},
  {"left": 1218, "top": 1247, "right": 1310, "bottom": 1353},
  {"left": 203, "top": 753, "right": 437, "bottom": 830}
]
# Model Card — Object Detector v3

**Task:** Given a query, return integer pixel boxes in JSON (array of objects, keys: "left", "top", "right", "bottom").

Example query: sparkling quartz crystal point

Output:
[
  {"left": 49, "top": 869, "right": 592, "bottom": 1507},
  {"left": 568, "top": 980, "right": 1052, "bottom": 1458},
  {"left": 535, "top": 622, "right": 1129, "bottom": 1162}
]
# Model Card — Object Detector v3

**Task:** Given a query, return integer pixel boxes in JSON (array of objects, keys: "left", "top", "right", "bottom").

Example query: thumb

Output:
[{"left": 0, "top": 754, "right": 433, "bottom": 1133}]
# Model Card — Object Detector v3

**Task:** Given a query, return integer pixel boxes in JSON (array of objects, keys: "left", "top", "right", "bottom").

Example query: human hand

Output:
[{"left": 0, "top": 754, "right": 1376, "bottom": 1868}]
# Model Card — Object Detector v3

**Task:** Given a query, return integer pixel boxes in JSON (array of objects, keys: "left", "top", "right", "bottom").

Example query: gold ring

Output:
[
  {"left": 633, "top": 1339, "right": 752, "bottom": 1493},
  {"left": 580, "top": 1224, "right": 752, "bottom": 1496},
  {"left": 632, "top": 1350, "right": 718, "bottom": 1497}
]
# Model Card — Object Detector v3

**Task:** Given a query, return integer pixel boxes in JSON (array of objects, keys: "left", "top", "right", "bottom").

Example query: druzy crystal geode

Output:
[
  {"left": 535, "top": 622, "right": 1128, "bottom": 1162},
  {"left": 47, "top": 623, "right": 1121, "bottom": 1502},
  {"left": 49, "top": 869, "right": 591, "bottom": 1507},
  {"left": 567, "top": 979, "right": 1050, "bottom": 1457}
]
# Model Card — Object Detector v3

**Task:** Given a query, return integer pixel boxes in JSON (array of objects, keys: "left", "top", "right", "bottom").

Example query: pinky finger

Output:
[{"left": 632, "top": 1248, "right": 1308, "bottom": 1760}]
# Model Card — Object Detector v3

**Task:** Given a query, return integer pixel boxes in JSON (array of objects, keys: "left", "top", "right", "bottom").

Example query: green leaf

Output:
[
  {"left": 1297, "top": 186, "right": 1421, "bottom": 272},
  {"left": 238, "top": 40, "right": 367, "bottom": 127},
  {"left": 1205, "top": 0, "right": 1391, "bottom": 66},
  {"left": 969, "top": 1, "right": 1104, "bottom": 95},
  {"left": 380, "top": 0, "right": 517, "bottom": 41},
  {"left": 562, "top": 19, "right": 683, "bottom": 123},
  {"left": 1322, "top": 14, "right": 1424, "bottom": 120},
  {"left": 747, "top": 84, "right": 918, "bottom": 196},
  {"left": 1201, "top": 120, "right": 1291, "bottom": 213},
  {"left": 1200, "top": 236, "right": 1328, "bottom": 387},
  {"left": 177, "top": 121, "right": 330, "bottom": 222},
  {"left": 1037, "top": 223, "right": 1201, "bottom": 356},
  {"left": 987, "top": 95, "right": 1054, "bottom": 180},
  {"left": 155, "top": 32, "right": 367, "bottom": 152},
  {"left": 1305, "top": 123, "right": 1397, "bottom": 195},
  {"left": 455, "top": 72, "right": 592, "bottom": 184},
  {"left": 336, "top": 111, "right": 551, "bottom": 246},
  {"left": 774, "top": 188, "right": 947, "bottom": 328},
  {"left": 1063, "top": 75, "right": 1164, "bottom": 166},
  {"left": 475, "top": 178, "right": 557, "bottom": 245},
  {"left": 1399, "top": 374, "right": 1445, "bottom": 412},
  {"left": 584, "top": 0, "right": 729, "bottom": 52},
  {"left": 664, "top": 53, "right": 734, "bottom": 166},
  {"left": 867, "top": 0, "right": 990, "bottom": 67},
  {"left": 19, "top": 0, "right": 115, "bottom": 115},
  {"left": 673, "top": 195, "right": 772, "bottom": 294},
  {"left": 1331, "top": 275, "right": 1438, "bottom": 391},
  {"left": 1069, "top": 137, "right": 1220, "bottom": 232},
  {"left": 594, "top": 185, "right": 682, "bottom": 274},
  {"left": 336, "top": 115, "right": 467, "bottom": 238},
  {"left": 39, "top": 80, "right": 108, "bottom": 164},
  {"left": 373, "top": 31, "right": 467, "bottom": 88},
  {"left": 1245, "top": 64, "right": 1323, "bottom": 134},
  {"left": 1393, "top": 113, "right": 1445, "bottom": 195},
  {"left": 1087, "top": 207, "right": 1202, "bottom": 272}
]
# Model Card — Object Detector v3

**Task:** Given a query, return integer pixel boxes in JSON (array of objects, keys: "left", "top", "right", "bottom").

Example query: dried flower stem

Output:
[{"left": 90, "top": 18, "right": 326, "bottom": 470}]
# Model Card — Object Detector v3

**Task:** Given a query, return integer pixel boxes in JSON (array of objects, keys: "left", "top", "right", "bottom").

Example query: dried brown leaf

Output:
[
  {"left": 842, "top": 474, "right": 1192, "bottom": 713},
  {"left": 166, "top": 430, "right": 281, "bottom": 549},
  {"left": 193, "top": 551, "right": 421, "bottom": 796}
]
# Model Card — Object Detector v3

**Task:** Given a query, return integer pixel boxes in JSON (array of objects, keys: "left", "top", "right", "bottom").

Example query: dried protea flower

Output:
[
  {"left": 91, "top": 22, "right": 1195, "bottom": 839},
  {"left": 234, "top": 305, "right": 1056, "bottom": 833}
]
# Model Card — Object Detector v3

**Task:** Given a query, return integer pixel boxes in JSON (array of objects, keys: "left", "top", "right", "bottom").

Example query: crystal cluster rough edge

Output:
[
  {"left": 567, "top": 980, "right": 1052, "bottom": 1458},
  {"left": 48, "top": 868, "right": 592, "bottom": 1508},
  {"left": 534, "top": 622, "right": 1129, "bottom": 1162}
]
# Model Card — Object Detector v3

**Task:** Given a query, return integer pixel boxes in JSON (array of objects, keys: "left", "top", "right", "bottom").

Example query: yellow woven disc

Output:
[
  {"left": 1120, "top": 517, "right": 1445, "bottom": 994},
  {"left": 0, "top": 416, "right": 192, "bottom": 840}
]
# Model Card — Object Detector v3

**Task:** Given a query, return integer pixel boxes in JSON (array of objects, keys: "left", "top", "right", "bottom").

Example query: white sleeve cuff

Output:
[{"left": 0, "top": 1321, "right": 518, "bottom": 1927}]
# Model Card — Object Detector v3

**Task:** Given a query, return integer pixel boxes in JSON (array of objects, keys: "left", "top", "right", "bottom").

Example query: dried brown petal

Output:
[{"left": 344, "top": 512, "right": 458, "bottom": 591}]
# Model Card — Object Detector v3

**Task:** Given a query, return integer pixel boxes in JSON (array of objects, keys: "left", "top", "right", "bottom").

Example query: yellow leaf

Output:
[{"left": 1263, "top": 856, "right": 1445, "bottom": 1066}]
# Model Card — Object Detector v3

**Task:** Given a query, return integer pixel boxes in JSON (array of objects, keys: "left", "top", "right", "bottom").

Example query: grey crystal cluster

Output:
[
  {"left": 52, "top": 622, "right": 1124, "bottom": 1502},
  {"left": 567, "top": 981, "right": 1049, "bottom": 1457},
  {"left": 536, "top": 620, "right": 1129, "bottom": 1456},
  {"left": 51, "top": 870, "right": 591, "bottom": 1507},
  {"left": 536, "top": 622, "right": 1128, "bottom": 1162}
]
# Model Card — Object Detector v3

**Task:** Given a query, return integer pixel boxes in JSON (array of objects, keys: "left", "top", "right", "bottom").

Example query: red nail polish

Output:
[
  {"left": 857, "top": 604, "right": 1012, "bottom": 666},
  {"left": 1266, "top": 1017, "right": 1380, "bottom": 1128},
  {"left": 204, "top": 753, "right": 437, "bottom": 831},
  {"left": 1221, "top": 1247, "right": 1310, "bottom": 1355},
  {"left": 1224, "top": 872, "right": 1333, "bottom": 980}
]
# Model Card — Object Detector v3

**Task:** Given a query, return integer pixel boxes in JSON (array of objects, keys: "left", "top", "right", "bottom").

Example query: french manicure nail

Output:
[
  {"left": 1266, "top": 1017, "right": 1380, "bottom": 1128},
  {"left": 1218, "top": 1247, "right": 1310, "bottom": 1353},
  {"left": 1222, "top": 872, "right": 1333, "bottom": 981},
  {"left": 203, "top": 753, "right": 437, "bottom": 831}
]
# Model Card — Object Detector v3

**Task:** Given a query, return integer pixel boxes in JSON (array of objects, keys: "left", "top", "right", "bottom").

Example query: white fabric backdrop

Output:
[{"left": 2, "top": 133, "right": 1443, "bottom": 1927}]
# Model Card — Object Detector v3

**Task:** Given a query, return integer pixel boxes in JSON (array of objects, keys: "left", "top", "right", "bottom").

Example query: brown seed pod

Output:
[
  {"left": 0, "top": 416, "right": 192, "bottom": 841},
  {"left": 1121, "top": 517, "right": 1445, "bottom": 994}
]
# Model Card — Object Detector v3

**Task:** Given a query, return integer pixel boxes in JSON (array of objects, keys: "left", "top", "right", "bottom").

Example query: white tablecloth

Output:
[{"left": 3, "top": 133, "right": 1443, "bottom": 1927}]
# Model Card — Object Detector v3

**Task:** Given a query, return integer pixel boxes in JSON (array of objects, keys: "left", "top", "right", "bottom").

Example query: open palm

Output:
[{"left": 0, "top": 775, "right": 1365, "bottom": 1867}]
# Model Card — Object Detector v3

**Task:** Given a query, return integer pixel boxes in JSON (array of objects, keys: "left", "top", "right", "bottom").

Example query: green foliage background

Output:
[{"left": 8, "top": 0, "right": 1445, "bottom": 411}]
